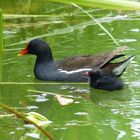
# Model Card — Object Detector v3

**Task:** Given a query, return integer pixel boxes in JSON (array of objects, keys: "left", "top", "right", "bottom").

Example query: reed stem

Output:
[
  {"left": 0, "top": 9, "right": 3, "bottom": 82},
  {"left": 0, "top": 103, "right": 54, "bottom": 140}
]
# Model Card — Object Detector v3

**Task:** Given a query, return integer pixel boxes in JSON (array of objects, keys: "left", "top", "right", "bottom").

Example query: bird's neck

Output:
[
  {"left": 35, "top": 56, "right": 55, "bottom": 71},
  {"left": 36, "top": 54, "right": 54, "bottom": 63},
  {"left": 34, "top": 56, "right": 56, "bottom": 80}
]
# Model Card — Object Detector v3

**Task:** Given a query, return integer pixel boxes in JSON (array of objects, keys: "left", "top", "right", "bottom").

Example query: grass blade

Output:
[
  {"left": 72, "top": 3, "right": 120, "bottom": 47},
  {"left": 51, "top": 0, "right": 140, "bottom": 11},
  {"left": 0, "top": 9, "right": 3, "bottom": 82}
]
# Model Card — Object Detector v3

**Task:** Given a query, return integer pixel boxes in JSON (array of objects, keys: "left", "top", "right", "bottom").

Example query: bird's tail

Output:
[{"left": 113, "top": 55, "right": 135, "bottom": 76}]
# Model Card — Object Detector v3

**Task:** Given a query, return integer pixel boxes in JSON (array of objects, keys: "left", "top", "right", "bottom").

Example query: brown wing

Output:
[{"left": 58, "top": 47, "right": 125, "bottom": 70}]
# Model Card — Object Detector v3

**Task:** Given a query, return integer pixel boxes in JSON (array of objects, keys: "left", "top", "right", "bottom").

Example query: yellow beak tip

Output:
[{"left": 17, "top": 54, "right": 22, "bottom": 57}]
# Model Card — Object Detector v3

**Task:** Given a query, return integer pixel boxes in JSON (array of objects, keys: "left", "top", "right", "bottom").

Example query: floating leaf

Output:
[
  {"left": 55, "top": 95, "right": 74, "bottom": 105},
  {"left": 25, "top": 112, "right": 52, "bottom": 127},
  {"left": 28, "top": 89, "right": 75, "bottom": 105}
]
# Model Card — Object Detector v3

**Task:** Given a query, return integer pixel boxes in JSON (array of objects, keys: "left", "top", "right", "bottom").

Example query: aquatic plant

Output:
[
  {"left": 51, "top": 0, "right": 140, "bottom": 11},
  {"left": 0, "top": 9, "right": 3, "bottom": 81},
  {"left": 0, "top": 103, "right": 54, "bottom": 140}
]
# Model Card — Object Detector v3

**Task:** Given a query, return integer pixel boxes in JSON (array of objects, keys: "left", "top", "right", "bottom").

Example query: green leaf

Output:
[
  {"left": 25, "top": 112, "right": 52, "bottom": 127},
  {"left": 51, "top": 0, "right": 140, "bottom": 11},
  {"left": 0, "top": 9, "right": 3, "bottom": 82}
]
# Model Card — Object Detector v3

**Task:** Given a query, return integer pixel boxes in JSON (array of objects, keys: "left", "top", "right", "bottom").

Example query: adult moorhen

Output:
[
  {"left": 88, "top": 69, "right": 124, "bottom": 90},
  {"left": 18, "top": 39, "right": 134, "bottom": 82}
]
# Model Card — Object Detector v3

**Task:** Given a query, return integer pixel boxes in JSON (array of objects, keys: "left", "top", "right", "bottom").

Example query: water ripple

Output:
[{"left": 130, "top": 118, "right": 140, "bottom": 139}]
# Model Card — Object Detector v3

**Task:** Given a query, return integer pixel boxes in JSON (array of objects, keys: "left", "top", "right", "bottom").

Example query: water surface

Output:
[{"left": 0, "top": 1, "right": 140, "bottom": 140}]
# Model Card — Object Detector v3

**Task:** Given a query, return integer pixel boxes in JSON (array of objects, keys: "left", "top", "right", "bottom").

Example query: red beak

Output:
[{"left": 17, "top": 44, "right": 28, "bottom": 56}]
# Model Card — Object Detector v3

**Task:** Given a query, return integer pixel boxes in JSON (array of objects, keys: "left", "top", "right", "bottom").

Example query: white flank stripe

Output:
[{"left": 58, "top": 68, "right": 92, "bottom": 74}]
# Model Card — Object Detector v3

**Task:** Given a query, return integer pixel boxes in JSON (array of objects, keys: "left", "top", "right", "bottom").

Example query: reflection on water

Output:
[
  {"left": 0, "top": 0, "right": 140, "bottom": 140},
  {"left": 131, "top": 118, "right": 140, "bottom": 139}
]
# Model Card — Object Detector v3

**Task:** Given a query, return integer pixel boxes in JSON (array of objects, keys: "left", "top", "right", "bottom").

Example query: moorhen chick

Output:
[
  {"left": 18, "top": 39, "right": 134, "bottom": 82},
  {"left": 88, "top": 69, "right": 124, "bottom": 90}
]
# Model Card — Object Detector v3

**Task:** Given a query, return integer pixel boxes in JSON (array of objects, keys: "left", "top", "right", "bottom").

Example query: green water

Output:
[{"left": 0, "top": 1, "right": 140, "bottom": 140}]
